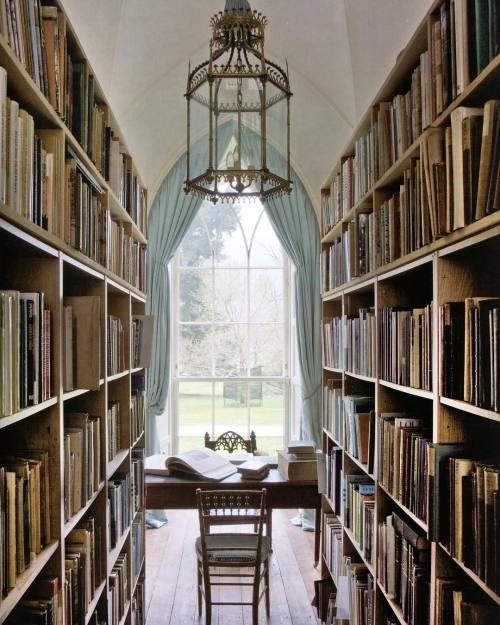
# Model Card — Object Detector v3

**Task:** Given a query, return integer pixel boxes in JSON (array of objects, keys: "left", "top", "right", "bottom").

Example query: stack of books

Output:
[
  {"left": 236, "top": 459, "right": 270, "bottom": 480},
  {"left": 277, "top": 441, "right": 318, "bottom": 481}
]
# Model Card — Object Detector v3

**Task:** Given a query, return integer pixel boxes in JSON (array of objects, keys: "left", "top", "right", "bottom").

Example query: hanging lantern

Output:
[{"left": 184, "top": 2, "right": 292, "bottom": 202}]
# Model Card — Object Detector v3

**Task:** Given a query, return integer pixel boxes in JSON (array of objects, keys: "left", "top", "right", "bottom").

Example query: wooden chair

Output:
[
  {"left": 204, "top": 430, "right": 257, "bottom": 454},
  {"left": 195, "top": 488, "right": 271, "bottom": 625}
]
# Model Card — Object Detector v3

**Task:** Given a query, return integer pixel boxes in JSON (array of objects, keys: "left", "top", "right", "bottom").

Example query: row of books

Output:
[
  {"left": 6, "top": 575, "right": 63, "bottom": 625},
  {"left": 325, "top": 445, "right": 341, "bottom": 514},
  {"left": 63, "top": 296, "right": 101, "bottom": 392},
  {"left": 377, "top": 414, "right": 430, "bottom": 522},
  {"left": 321, "top": 212, "right": 374, "bottom": 292},
  {"left": 322, "top": 379, "right": 343, "bottom": 443},
  {"left": 131, "top": 377, "right": 145, "bottom": 443},
  {"left": 378, "top": 304, "right": 433, "bottom": 391},
  {"left": 131, "top": 581, "right": 145, "bottom": 625},
  {"left": 322, "top": 316, "right": 342, "bottom": 370},
  {"left": 439, "top": 297, "right": 500, "bottom": 410},
  {"left": 344, "top": 308, "right": 376, "bottom": 378},
  {"left": 0, "top": 450, "right": 51, "bottom": 599},
  {"left": 344, "top": 557, "right": 374, "bottom": 625},
  {"left": 322, "top": 99, "right": 499, "bottom": 290},
  {"left": 107, "top": 315, "right": 125, "bottom": 377},
  {"left": 344, "top": 396, "right": 375, "bottom": 472},
  {"left": 447, "top": 457, "right": 500, "bottom": 593},
  {"left": 108, "top": 220, "right": 147, "bottom": 293},
  {"left": 130, "top": 580, "right": 146, "bottom": 625},
  {"left": 131, "top": 449, "right": 145, "bottom": 514},
  {"left": 313, "top": 576, "right": 335, "bottom": 624},
  {"left": 0, "top": 1, "right": 148, "bottom": 235},
  {"left": 322, "top": 513, "right": 343, "bottom": 583},
  {"left": 108, "top": 473, "right": 130, "bottom": 550},
  {"left": 64, "top": 157, "right": 106, "bottom": 266},
  {"left": 430, "top": 1, "right": 500, "bottom": 121},
  {"left": 0, "top": 66, "right": 62, "bottom": 234},
  {"left": 378, "top": 511, "right": 430, "bottom": 625},
  {"left": 107, "top": 402, "right": 122, "bottom": 462},
  {"left": 0, "top": 290, "right": 51, "bottom": 417},
  {"left": 344, "top": 476, "right": 375, "bottom": 566},
  {"left": 132, "top": 515, "right": 144, "bottom": 582},
  {"left": 65, "top": 516, "right": 104, "bottom": 625},
  {"left": 63, "top": 412, "right": 102, "bottom": 522},
  {"left": 109, "top": 553, "right": 128, "bottom": 625},
  {"left": 435, "top": 576, "right": 499, "bottom": 625},
  {"left": 131, "top": 316, "right": 153, "bottom": 369}
]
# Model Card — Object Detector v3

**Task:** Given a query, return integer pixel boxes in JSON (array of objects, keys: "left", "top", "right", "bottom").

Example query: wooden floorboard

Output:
[{"left": 145, "top": 509, "right": 320, "bottom": 625}]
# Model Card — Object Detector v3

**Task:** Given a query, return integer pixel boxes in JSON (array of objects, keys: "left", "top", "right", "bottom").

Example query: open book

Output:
[{"left": 145, "top": 448, "right": 238, "bottom": 481}]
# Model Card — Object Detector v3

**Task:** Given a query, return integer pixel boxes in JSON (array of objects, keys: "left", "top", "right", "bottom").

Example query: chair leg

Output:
[
  {"left": 203, "top": 566, "right": 212, "bottom": 625},
  {"left": 252, "top": 569, "right": 260, "bottom": 625},
  {"left": 264, "top": 562, "right": 270, "bottom": 619},
  {"left": 197, "top": 564, "right": 202, "bottom": 616}
]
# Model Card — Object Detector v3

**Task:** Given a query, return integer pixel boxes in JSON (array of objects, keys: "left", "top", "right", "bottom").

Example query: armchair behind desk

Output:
[{"left": 204, "top": 430, "right": 257, "bottom": 454}]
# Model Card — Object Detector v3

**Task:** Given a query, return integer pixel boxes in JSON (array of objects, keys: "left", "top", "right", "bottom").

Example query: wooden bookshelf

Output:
[
  {"left": 319, "top": 1, "right": 500, "bottom": 624},
  {"left": 0, "top": 2, "right": 148, "bottom": 623}
]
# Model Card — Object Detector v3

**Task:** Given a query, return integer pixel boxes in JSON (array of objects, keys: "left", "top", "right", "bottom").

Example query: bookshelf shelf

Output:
[
  {"left": 0, "top": 397, "right": 58, "bottom": 431},
  {"left": 377, "top": 582, "right": 409, "bottom": 625},
  {"left": 0, "top": 541, "right": 59, "bottom": 625},
  {"left": 345, "top": 371, "right": 376, "bottom": 384},
  {"left": 117, "top": 601, "right": 131, "bottom": 625},
  {"left": 377, "top": 483, "right": 428, "bottom": 533},
  {"left": 108, "top": 527, "right": 131, "bottom": 571},
  {"left": 107, "top": 370, "right": 130, "bottom": 383},
  {"left": 439, "top": 397, "right": 500, "bottom": 423},
  {"left": 343, "top": 449, "right": 374, "bottom": 479},
  {"left": 343, "top": 526, "right": 374, "bottom": 576},
  {"left": 378, "top": 379, "right": 433, "bottom": 400},
  {"left": 64, "top": 482, "right": 106, "bottom": 537},
  {"left": 373, "top": 137, "right": 421, "bottom": 191},
  {"left": 437, "top": 543, "right": 500, "bottom": 606},
  {"left": 132, "top": 431, "right": 146, "bottom": 448},
  {"left": 84, "top": 580, "right": 107, "bottom": 625},
  {"left": 107, "top": 448, "right": 131, "bottom": 480},
  {"left": 0, "top": 2, "right": 148, "bottom": 621},
  {"left": 323, "top": 366, "right": 343, "bottom": 374},
  {"left": 131, "top": 366, "right": 145, "bottom": 374}
]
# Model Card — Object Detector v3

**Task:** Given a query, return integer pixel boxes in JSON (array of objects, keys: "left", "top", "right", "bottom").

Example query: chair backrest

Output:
[
  {"left": 204, "top": 430, "right": 257, "bottom": 454},
  {"left": 196, "top": 488, "right": 266, "bottom": 527}
]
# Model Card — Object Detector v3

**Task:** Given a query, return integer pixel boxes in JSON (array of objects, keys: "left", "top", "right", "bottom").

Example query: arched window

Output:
[{"left": 170, "top": 199, "right": 296, "bottom": 453}]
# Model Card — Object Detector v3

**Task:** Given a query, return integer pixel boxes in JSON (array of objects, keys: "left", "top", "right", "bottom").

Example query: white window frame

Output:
[{"left": 167, "top": 208, "right": 296, "bottom": 455}]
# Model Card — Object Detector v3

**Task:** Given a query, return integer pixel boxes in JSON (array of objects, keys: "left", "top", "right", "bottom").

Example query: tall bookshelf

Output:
[
  {"left": 319, "top": 1, "right": 500, "bottom": 625},
  {"left": 0, "top": 2, "right": 147, "bottom": 624}
]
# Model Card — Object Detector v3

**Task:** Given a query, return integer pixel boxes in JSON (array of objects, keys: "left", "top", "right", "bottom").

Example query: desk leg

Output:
[
  {"left": 267, "top": 507, "right": 273, "bottom": 552},
  {"left": 314, "top": 506, "right": 321, "bottom": 567}
]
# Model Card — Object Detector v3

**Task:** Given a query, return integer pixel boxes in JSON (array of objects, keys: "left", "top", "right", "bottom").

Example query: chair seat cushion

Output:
[{"left": 196, "top": 533, "right": 271, "bottom": 564}]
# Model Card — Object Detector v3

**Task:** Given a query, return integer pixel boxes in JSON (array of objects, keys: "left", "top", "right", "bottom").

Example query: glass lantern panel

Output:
[
  {"left": 266, "top": 78, "right": 288, "bottom": 181},
  {"left": 188, "top": 77, "right": 210, "bottom": 182}
]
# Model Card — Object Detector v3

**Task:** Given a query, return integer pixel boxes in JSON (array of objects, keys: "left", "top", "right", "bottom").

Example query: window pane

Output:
[
  {"left": 179, "top": 269, "right": 211, "bottom": 322},
  {"left": 213, "top": 324, "right": 247, "bottom": 376},
  {"left": 178, "top": 381, "right": 213, "bottom": 442},
  {"left": 214, "top": 269, "right": 247, "bottom": 322},
  {"left": 250, "top": 382, "right": 284, "bottom": 454},
  {"left": 209, "top": 204, "right": 247, "bottom": 268},
  {"left": 249, "top": 324, "right": 284, "bottom": 376},
  {"left": 179, "top": 211, "right": 212, "bottom": 268},
  {"left": 179, "top": 324, "right": 212, "bottom": 376},
  {"left": 214, "top": 381, "right": 248, "bottom": 440},
  {"left": 249, "top": 269, "right": 283, "bottom": 323},
  {"left": 249, "top": 211, "right": 283, "bottom": 268}
]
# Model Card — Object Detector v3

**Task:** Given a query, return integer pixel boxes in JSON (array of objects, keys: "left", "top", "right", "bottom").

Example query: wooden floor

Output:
[{"left": 145, "top": 509, "right": 320, "bottom": 625}]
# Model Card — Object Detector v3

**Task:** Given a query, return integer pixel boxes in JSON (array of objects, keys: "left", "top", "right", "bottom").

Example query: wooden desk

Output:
[{"left": 146, "top": 469, "right": 321, "bottom": 566}]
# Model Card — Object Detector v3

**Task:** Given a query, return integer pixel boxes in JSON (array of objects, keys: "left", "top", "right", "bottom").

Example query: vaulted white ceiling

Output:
[{"left": 61, "top": 0, "right": 430, "bottom": 209}]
